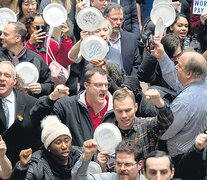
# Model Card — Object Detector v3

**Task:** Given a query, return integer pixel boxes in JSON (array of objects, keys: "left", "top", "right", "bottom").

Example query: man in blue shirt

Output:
[{"left": 151, "top": 39, "right": 207, "bottom": 174}]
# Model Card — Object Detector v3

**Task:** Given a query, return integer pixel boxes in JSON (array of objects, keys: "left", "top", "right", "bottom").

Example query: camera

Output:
[
  {"left": 147, "top": 34, "right": 155, "bottom": 50},
  {"left": 36, "top": 25, "right": 45, "bottom": 32}
]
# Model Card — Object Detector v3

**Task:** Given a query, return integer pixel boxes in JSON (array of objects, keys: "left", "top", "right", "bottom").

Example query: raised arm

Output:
[
  {"left": 177, "top": 133, "right": 207, "bottom": 180},
  {"left": 150, "top": 40, "right": 183, "bottom": 92},
  {"left": 72, "top": 139, "right": 98, "bottom": 180},
  {"left": 144, "top": 89, "right": 174, "bottom": 138},
  {"left": 0, "top": 135, "right": 12, "bottom": 179}
]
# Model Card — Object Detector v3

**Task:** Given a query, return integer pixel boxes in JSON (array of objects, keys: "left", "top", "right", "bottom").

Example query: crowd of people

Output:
[{"left": 0, "top": 0, "right": 207, "bottom": 179}]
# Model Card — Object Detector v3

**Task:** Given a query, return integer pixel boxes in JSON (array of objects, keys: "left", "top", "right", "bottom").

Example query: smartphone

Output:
[
  {"left": 147, "top": 34, "right": 155, "bottom": 50},
  {"left": 36, "top": 25, "right": 45, "bottom": 31}
]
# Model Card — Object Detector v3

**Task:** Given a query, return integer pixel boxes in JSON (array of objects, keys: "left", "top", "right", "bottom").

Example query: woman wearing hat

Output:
[{"left": 10, "top": 115, "right": 82, "bottom": 180}]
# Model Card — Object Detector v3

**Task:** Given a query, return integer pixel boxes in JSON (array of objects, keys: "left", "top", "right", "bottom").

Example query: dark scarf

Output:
[
  {"left": 43, "top": 148, "right": 79, "bottom": 180},
  {"left": 7, "top": 46, "right": 27, "bottom": 66}
]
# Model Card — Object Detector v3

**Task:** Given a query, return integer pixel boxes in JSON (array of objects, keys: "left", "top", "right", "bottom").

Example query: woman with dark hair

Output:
[
  {"left": 21, "top": 12, "right": 73, "bottom": 67},
  {"left": 21, "top": 12, "right": 74, "bottom": 87},
  {"left": 17, "top": 0, "right": 39, "bottom": 20},
  {"left": 168, "top": 13, "right": 201, "bottom": 52},
  {"left": 39, "top": 0, "right": 75, "bottom": 42}
]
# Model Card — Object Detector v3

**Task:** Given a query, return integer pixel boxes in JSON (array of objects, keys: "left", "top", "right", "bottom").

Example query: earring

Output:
[{"left": 48, "top": 149, "right": 50, "bottom": 152}]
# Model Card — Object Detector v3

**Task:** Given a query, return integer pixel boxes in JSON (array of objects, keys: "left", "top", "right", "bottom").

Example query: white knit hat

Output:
[{"left": 41, "top": 115, "right": 72, "bottom": 149}]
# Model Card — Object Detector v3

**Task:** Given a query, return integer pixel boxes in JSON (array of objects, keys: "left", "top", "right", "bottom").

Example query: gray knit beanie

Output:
[{"left": 41, "top": 115, "right": 72, "bottom": 149}]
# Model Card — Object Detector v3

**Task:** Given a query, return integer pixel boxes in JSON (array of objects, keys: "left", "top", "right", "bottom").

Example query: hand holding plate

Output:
[
  {"left": 90, "top": 59, "right": 104, "bottom": 67},
  {"left": 76, "top": 2, "right": 87, "bottom": 13},
  {"left": 60, "top": 22, "right": 69, "bottom": 38},
  {"left": 150, "top": 40, "right": 165, "bottom": 59},
  {"left": 28, "top": 83, "right": 42, "bottom": 94},
  {"left": 97, "top": 150, "right": 110, "bottom": 172},
  {"left": 80, "top": 30, "right": 90, "bottom": 40}
]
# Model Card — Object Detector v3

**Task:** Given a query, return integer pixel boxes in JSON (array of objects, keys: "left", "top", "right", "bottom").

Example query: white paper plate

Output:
[
  {"left": 150, "top": 2, "right": 175, "bottom": 27},
  {"left": 80, "top": 35, "right": 109, "bottom": 61},
  {"left": 77, "top": 7, "right": 103, "bottom": 31},
  {"left": 15, "top": 62, "right": 39, "bottom": 88},
  {"left": 43, "top": 3, "right": 67, "bottom": 27},
  {"left": 88, "top": 161, "right": 102, "bottom": 174},
  {"left": 0, "top": 8, "right": 17, "bottom": 31},
  {"left": 94, "top": 123, "right": 122, "bottom": 153},
  {"left": 154, "top": 17, "right": 165, "bottom": 41},
  {"left": 153, "top": 0, "right": 172, "bottom": 7}
]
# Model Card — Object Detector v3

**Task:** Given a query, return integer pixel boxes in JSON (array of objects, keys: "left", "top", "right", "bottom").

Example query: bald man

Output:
[{"left": 151, "top": 42, "right": 207, "bottom": 175}]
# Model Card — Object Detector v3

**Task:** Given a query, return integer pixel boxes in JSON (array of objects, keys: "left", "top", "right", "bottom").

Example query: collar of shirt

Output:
[
  {"left": 109, "top": 33, "right": 121, "bottom": 53},
  {"left": 85, "top": 95, "right": 109, "bottom": 130},
  {"left": 1, "top": 90, "right": 15, "bottom": 128},
  {"left": 115, "top": 120, "right": 136, "bottom": 137},
  {"left": 4, "top": 90, "right": 14, "bottom": 103}
]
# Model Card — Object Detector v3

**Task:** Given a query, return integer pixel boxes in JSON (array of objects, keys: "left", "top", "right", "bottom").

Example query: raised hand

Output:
[
  {"left": 150, "top": 39, "right": 165, "bottom": 59},
  {"left": 60, "top": 22, "right": 69, "bottom": 38},
  {"left": 80, "top": 30, "right": 90, "bottom": 40},
  {"left": 76, "top": 2, "right": 87, "bottom": 13},
  {"left": 82, "top": 139, "right": 98, "bottom": 161},
  {"left": 200, "top": 13, "right": 207, "bottom": 25},
  {"left": 49, "top": 84, "right": 69, "bottom": 101},
  {"left": 90, "top": 59, "right": 105, "bottom": 67},
  {"left": 145, "top": 89, "right": 165, "bottom": 108},
  {"left": 195, "top": 133, "right": 207, "bottom": 151},
  {"left": 0, "top": 136, "right": 7, "bottom": 158},
  {"left": 19, "top": 148, "right": 32, "bottom": 168}
]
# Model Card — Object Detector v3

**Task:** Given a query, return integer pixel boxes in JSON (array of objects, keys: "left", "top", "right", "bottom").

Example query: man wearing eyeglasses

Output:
[
  {"left": 72, "top": 139, "right": 145, "bottom": 180},
  {"left": 104, "top": 3, "right": 142, "bottom": 77},
  {"left": 30, "top": 67, "right": 116, "bottom": 147}
]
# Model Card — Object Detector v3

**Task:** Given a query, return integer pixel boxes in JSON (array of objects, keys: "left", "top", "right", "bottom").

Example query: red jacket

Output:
[{"left": 26, "top": 36, "right": 74, "bottom": 67}]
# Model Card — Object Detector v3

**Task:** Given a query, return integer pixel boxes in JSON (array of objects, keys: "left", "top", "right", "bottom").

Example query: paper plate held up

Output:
[
  {"left": 154, "top": 17, "right": 165, "bottom": 41},
  {"left": 153, "top": 0, "right": 172, "bottom": 7},
  {"left": 43, "top": 3, "right": 67, "bottom": 27},
  {"left": 150, "top": 2, "right": 175, "bottom": 27},
  {"left": 15, "top": 62, "right": 39, "bottom": 88},
  {"left": 77, "top": 7, "right": 103, "bottom": 31},
  {"left": 80, "top": 35, "right": 109, "bottom": 61},
  {"left": 88, "top": 161, "right": 102, "bottom": 174},
  {"left": 0, "top": 8, "right": 17, "bottom": 31},
  {"left": 94, "top": 123, "right": 122, "bottom": 153}
]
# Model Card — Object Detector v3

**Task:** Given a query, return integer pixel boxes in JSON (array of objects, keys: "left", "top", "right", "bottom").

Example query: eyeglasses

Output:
[
  {"left": 109, "top": 17, "right": 125, "bottom": 23},
  {"left": 116, "top": 161, "right": 138, "bottom": 168},
  {"left": 171, "top": 51, "right": 183, "bottom": 62},
  {"left": 89, "top": 82, "right": 110, "bottom": 88},
  {"left": 23, "top": 1, "right": 37, "bottom": 6}
]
